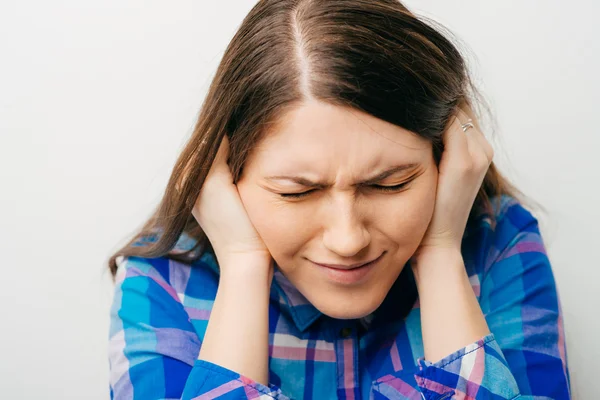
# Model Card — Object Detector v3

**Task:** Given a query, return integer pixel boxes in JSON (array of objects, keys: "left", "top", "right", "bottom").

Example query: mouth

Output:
[{"left": 310, "top": 252, "right": 385, "bottom": 285}]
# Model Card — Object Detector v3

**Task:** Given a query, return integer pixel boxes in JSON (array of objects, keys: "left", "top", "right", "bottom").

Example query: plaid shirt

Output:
[{"left": 108, "top": 196, "right": 571, "bottom": 399}]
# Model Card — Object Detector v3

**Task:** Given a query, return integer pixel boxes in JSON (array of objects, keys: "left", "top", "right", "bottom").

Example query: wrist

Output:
[
  {"left": 410, "top": 247, "right": 465, "bottom": 286},
  {"left": 201, "top": 256, "right": 272, "bottom": 386},
  {"left": 411, "top": 246, "right": 462, "bottom": 267},
  {"left": 218, "top": 256, "right": 274, "bottom": 287}
]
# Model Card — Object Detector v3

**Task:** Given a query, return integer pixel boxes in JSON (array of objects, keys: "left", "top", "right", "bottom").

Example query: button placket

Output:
[{"left": 334, "top": 322, "right": 360, "bottom": 399}]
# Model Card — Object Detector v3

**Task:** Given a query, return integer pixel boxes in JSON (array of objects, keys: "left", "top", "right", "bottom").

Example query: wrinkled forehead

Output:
[{"left": 247, "top": 101, "right": 432, "bottom": 174}]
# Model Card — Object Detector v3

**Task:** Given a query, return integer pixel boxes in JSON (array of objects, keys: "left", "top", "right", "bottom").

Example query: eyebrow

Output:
[{"left": 265, "top": 163, "right": 419, "bottom": 188}]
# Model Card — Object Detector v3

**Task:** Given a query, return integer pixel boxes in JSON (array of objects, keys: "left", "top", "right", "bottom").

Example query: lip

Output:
[{"left": 311, "top": 252, "right": 384, "bottom": 285}]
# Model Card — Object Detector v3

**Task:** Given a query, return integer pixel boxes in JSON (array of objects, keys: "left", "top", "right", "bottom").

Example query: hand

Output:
[
  {"left": 413, "top": 102, "right": 494, "bottom": 260},
  {"left": 192, "top": 134, "right": 273, "bottom": 275}
]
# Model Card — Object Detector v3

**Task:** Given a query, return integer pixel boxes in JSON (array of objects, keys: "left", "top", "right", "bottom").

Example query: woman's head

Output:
[{"left": 109, "top": 0, "right": 516, "bottom": 318}]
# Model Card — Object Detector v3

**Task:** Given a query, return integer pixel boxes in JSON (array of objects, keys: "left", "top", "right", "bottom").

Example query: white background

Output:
[{"left": 0, "top": 1, "right": 598, "bottom": 398}]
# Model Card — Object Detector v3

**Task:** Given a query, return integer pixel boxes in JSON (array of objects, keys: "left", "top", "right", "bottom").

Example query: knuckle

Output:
[{"left": 475, "top": 153, "right": 491, "bottom": 169}]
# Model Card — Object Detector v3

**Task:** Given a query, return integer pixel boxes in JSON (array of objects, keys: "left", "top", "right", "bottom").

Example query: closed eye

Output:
[
  {"left": 279, "top": 190, "right": 317, "bottom": 199},
  {"left": 370, "top": 182, "right": 410, "bottom": 192},
  {"left": 279, "top": 181, "right": 412, "bottom": 199}
]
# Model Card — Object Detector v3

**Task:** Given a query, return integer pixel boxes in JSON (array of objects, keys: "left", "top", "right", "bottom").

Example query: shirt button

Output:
[{"left": 339, "top": 327, "right": 353, "bottom": 338}]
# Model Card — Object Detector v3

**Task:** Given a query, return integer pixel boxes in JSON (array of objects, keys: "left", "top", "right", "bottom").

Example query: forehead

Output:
[{"left": 247, "top": 101, "right": 431, "bottom": 173}]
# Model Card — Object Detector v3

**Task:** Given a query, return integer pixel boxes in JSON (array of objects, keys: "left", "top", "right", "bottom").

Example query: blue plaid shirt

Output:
[{"left": 108, "top": 196, "right": 571, "bottom": 399}]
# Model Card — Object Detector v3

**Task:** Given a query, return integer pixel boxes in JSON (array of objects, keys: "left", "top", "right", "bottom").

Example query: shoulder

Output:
[
  {"left": 116, "top": 231, "right": 220, "bottom": 297},
  {"left": 463, "top": 194, "right": 545, "bottom": 278},
  {"left": 481, "top": 194, "right": 540, "bottom": 243},
  {"left": 114, "top": 241, "right": 221, "bottom": 318}
]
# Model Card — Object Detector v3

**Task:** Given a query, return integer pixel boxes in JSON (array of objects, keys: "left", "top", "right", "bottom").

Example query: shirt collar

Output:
[
  {"left": 271, "top": 268, "right": 323, "bottom": 332},
  {"left": 270, "top": 265, "right": 418, "bottom": 333}
]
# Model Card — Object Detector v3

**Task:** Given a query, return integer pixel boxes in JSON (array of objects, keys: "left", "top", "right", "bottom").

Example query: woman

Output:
[{"left": 107, "top": 1, "right": 571, "bottom": 399}]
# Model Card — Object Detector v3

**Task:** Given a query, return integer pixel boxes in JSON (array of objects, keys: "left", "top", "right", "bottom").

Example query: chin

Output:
[{"left": 310, "top": 290, "right": 387, "bottom": 320}]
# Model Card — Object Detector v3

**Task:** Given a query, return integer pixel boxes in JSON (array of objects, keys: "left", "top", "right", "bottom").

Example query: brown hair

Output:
[{"left": 107, "top": 0, "right": 521, "bottom": 279}]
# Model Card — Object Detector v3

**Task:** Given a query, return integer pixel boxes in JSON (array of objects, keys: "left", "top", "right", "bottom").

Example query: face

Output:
[{"left": 236, "top": 101, "right": 438, "bottom": 319}]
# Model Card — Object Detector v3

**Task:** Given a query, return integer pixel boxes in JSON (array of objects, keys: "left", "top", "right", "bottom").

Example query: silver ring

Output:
[{"left": 461, "top": 119, "right": 475, "bottom": 132}]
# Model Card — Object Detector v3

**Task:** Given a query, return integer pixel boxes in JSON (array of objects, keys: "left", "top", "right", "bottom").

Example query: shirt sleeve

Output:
[
  {"left": 108, "top": 256, "right": 289, "bottom": 400},
  {"left": 412, "top": 206, "right": 571, "bottom": 400}
]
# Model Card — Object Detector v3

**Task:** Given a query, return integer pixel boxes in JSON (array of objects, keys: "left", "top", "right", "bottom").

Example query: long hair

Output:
[{"left": 107, "top": 0, "right": 521, "bottom": 279}]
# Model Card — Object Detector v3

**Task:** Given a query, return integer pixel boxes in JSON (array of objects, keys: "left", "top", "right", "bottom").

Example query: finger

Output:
[
  {"left": 209, "top": 134, "right": 231, "bottom": 175},
  {"left": 456, "top": 109, "right": 494, "bottom": 164},
  {"left": 442, "top": 113, "right": 470, "bottom": 166},
  {"left": 195, "top": 135, "right": 232, "bottom": 215},
  {"left": 457, "top": 100, "right": 481, "bottom": 131},
  {"left": 456, "top": 109, "right": 491, "bottom": 167}
]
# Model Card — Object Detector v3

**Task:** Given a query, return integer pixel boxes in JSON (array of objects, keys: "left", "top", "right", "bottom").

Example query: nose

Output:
[{"left": 322, "top": 195, "right": 371, "bottom": 257}]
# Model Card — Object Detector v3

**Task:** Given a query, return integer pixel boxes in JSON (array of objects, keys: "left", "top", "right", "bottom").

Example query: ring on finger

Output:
[{"left": 461, "top": 119, "right": 475, "bottom": 132}]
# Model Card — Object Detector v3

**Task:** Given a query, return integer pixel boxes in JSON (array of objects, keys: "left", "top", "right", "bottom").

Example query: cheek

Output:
[{"left": 237, "top": 186, "right": 308, "bottom": 259}]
